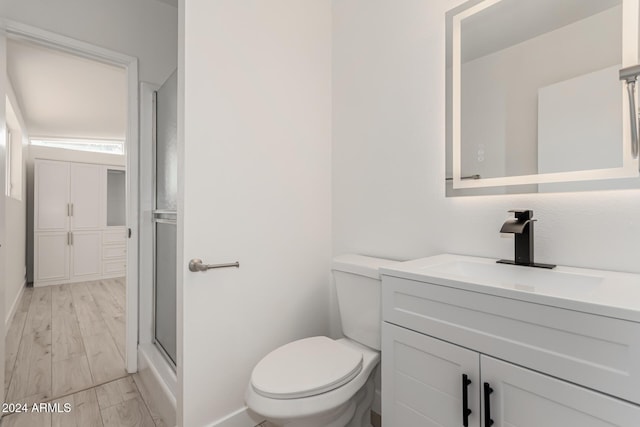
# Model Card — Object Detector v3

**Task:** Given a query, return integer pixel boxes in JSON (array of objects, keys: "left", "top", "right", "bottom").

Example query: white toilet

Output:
[{"left": 245, "top": 254, "right": 397, "bottom": 427}]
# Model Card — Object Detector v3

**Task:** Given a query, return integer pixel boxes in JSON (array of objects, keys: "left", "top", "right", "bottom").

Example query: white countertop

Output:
[{"left": 380, "top": 254, "right": 640, "bottom": 322}]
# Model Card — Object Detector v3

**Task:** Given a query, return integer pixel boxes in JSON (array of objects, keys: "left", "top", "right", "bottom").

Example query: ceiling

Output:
[{"left": 6, "top": 39, "right": 127, "bottom": 140}]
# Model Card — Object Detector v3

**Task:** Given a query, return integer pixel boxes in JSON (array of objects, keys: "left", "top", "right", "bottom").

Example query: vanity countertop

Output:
[{"left": 380, "top": 254, "right": 640, "bottom": 322}]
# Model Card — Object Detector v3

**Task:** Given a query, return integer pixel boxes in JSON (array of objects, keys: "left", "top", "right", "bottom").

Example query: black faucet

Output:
[{"left": 497, "top": 210, "right": 555, "bottom": 269}]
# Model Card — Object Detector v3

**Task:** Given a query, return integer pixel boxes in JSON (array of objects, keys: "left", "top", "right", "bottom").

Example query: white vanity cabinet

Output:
[
  {"left": 382, "top": 323, "right": 480, "bottom": 426},
  {"left": 480, "top": 355, "right": 640, "bottom": 427},
  {"left": 381, "top": 255, "right": 640, "bottom": 427},
  {"left": 383, "top": 323, "right": 640, "bottom": 427}
]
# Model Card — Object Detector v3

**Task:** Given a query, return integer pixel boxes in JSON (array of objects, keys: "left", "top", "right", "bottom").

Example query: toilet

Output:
[{"left": 245, "top": 254, "right": 397, "bottom": 427}]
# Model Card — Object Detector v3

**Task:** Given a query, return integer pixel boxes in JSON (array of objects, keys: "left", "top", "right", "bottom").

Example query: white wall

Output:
[
  {"left": 180, "top": 1, "right": 332, "bottom": 425},
  {"left": 333, "top": 0, "right": 640, "bottom": 275},
  {"left": 5, "top": 79, "right": 28, "bottom": 324},
  {"left": 0, "top": 0, "right": 177, "bottom": 85},
  {"left": 26, "top": 147, "right": 125, "bottom": 282}
]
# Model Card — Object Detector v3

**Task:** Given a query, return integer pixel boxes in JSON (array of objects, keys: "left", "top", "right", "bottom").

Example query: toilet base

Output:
[
  {"left": 268, "top": 371, "right": 376, "bottom": 427},
  {"left": 346, "top": 369, "right": 375, "bottom": 427}
]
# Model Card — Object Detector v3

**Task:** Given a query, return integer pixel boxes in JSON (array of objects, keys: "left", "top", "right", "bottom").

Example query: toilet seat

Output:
[
  {"left": 251, "top": 336, "right": 363, "bottom": 399},
  {"left": 245, "top": 338, "right": 380, "bottom": 424}
]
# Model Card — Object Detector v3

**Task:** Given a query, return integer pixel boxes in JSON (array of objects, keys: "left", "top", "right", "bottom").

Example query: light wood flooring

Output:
[
  {"left": 1, "top": 375, "right": 166, "bottom": 427},
  {"left": 2, "top": 279, "right": 168, "bottom": 426},
  {"left": 5, "top": 279, "right": 127, "bottom": 407}
]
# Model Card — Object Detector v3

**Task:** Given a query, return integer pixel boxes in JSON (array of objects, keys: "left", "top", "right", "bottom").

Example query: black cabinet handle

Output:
[
  {"left": 462, "top": 374, "right": 472, "bottom": 427},
  {"left": 484, "top": 382, "right": 494, "bottom": 427}
]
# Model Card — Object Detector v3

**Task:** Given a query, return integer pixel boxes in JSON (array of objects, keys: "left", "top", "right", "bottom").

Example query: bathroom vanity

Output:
[{"left": 380, "top": 254, "right": 640, "bottom": 426}]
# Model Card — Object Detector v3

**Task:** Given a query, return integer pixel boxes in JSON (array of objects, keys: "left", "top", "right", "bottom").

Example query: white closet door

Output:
[
  {"left": 382, "top": 323, "right": 480, "bottom": 427},
  {"left": 70, "top": 231, "right": 102, "bottom": 279},
  {"left": 35, "top": 232, "right": 69, "bottom": 282},
  {"left": 70, "top": 163, "right": 103, "bottom": 230},
  {"left": 35, "top": 160, "right": 70, "bottom": 232},
  {"left": 481, "top": 355, "right": 640, "bottom": 427}
]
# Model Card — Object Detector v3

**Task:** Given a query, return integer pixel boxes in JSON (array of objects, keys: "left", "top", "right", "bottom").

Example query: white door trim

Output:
[{"left": 1, "top": 19, "right": 140, "bottom": 373}]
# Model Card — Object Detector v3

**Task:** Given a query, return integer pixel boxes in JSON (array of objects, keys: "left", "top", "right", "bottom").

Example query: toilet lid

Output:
[{"left": 251, "top": 336, "right": 363, "bottom": 399}]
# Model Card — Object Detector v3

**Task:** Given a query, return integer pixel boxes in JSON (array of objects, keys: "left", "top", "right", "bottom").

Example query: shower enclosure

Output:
[
  {"left": 134, "top": 71, "right": 178, "bottom": 426},
  {"left": 152, "top": 70, "right": 177, "bottom": 367}
]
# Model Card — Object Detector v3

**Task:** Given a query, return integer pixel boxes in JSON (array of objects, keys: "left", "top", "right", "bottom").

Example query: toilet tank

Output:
[{"left": 332, "top": 254, "right": 398, "bottom": 351}]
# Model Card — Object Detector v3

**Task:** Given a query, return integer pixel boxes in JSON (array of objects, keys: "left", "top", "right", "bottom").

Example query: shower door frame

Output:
[
  {"left": 1, "top": 20, "right": 140, "bottom": 373},
  {"left": 151, "top": 88, "right": 177, "bottom": 369}
]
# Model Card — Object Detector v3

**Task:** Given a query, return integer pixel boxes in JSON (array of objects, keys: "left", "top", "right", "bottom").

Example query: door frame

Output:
[{"left": 1, "top": 20, "right": 140, "bottom": 373}]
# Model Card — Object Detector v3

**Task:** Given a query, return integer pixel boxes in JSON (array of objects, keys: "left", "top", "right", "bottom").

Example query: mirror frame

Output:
[{"left": 446, "top": 0, "right": 640, "bottom": 194}]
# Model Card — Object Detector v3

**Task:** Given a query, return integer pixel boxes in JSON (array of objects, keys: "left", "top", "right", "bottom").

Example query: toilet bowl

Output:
[
  {"left": 245, "top": 254, "right": 397, "bottom": 427},
  {"left": 246, "top": 337, "right": 379, "bottom": 427}
]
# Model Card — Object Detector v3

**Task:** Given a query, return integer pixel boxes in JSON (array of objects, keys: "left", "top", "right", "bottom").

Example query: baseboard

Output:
[
  {"left": 209, "top": 406, "right": 264, "bottom": 427},
  {"left": 33, "top": 274, "right": 125, "bottom": 288},
  {"left": 5, "top": 280, "right": 26, "bottom": 331}
]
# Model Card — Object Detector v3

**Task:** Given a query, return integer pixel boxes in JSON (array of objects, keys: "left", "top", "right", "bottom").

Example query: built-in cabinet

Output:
[
  {"left": 381, "top": 273, "right": 640, "bottom": 426},
  {"left": 34, "top": 159, "right": 126, "bottom": 286}
]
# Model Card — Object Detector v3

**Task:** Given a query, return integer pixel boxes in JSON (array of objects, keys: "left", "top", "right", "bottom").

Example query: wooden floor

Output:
[
  {"left": 2, "top": 278, "right": 169, "bottom": 427},
  {"left": 0, "top": 375, "right": 166, "bottom": 427},
  {"left": 5, "top": 279, "right": 127, "bottom": 406}
]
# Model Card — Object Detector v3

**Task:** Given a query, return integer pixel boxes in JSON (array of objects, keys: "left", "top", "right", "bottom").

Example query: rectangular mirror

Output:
[{"left": 446, "top": 0, "right": 640, "bottom": 196}]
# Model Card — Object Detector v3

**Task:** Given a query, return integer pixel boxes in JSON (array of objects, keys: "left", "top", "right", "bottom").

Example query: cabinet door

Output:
[
  {"left": 70, "top": 163, "right": 103, "bottom": 230},
  {"left": 35, "top": 232, "right": 69, "bottom": 282},
  {"left": 481, "top": 355, "right": 640, "bottom": 427},
  {"left": 382, "top": 323, "right": 480, "bottom": 427},
  {"left": 70, "top": 231, "right": 102, "bottom": 279},
  {"left": 35, "top": 160, "right": 70, "bottom": 231}
]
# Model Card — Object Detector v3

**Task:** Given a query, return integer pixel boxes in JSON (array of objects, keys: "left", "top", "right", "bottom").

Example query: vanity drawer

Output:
[{"left": 382, "top": 275, "right": 640, "bottom": 404}]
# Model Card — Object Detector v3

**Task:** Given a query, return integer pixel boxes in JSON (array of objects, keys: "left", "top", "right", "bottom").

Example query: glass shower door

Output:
[{"left": 153, "top": 70, "right": 177, "bottom": 366}]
